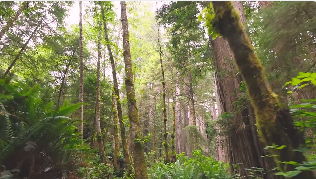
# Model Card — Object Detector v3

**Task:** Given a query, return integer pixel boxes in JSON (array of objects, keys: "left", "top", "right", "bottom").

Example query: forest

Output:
[{"left": 0, "top": 1, "right": 316, "bottom": 179}]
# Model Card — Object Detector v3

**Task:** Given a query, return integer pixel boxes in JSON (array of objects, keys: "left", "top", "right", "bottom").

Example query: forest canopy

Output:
[{"left": 0, "top": 1, "right": 316, "bottom": 179}]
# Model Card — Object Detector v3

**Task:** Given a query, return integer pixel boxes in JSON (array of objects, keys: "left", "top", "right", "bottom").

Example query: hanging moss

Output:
[{"left": 206, "top": 2, "right": 315, "bottom": 179}]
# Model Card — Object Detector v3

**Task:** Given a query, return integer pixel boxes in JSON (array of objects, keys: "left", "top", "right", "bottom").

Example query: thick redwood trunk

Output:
[
  {"left": 211, "top": 2, "right": 281, "bottom": 178},
  {"left": 211, "top": 2, "right": 314, "bottom": 178}
]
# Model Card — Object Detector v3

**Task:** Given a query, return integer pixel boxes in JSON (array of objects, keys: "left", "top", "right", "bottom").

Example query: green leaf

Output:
[
  {"left": 297, "top": 72, "right": 311, "bottom": 79},
  {"left": 291, "top": 78, "right": 301, "bottom": 86},
  {"left": 275, "top": 170, "right": 301, "bottom": 177},
  {"left": 56, "top": 103, "right": 82, "bottom": 116},
  {"left": 276, "top": 145, "right": 286, "bottom": 150}
]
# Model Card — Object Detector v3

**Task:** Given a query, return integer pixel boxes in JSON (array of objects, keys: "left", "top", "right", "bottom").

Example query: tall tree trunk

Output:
[
  {"left": 175, "top": 73, "right": 182, "bottom": 154},
  {"left": 2, "top": 24, "right": 40, "bottom": 78},
  {"left": 101, "top": 5, "right": 132, "bottom": 173},
  {"left": 207, "top": 1, "right": 281, "bottom": 178},
  {"left": 211, "top": 2, "right": 315, "bottom": 179},
  {"left": 158, "top": 26, "right": 170, "bottom": 164},
  {"left": 78, "top": 1, "right": 84, "bottom": 139},
  {"left": 183, "top": 102, "right": 191, "bottom": 156},
  {"left": 96, "top": 25, "right": 105, "bottom": 163},
  {"left": 120, "top": 2, "right": 148, "bottom": 178},
  {"left": 0, "top": 2, "right": 28, "bottom": 40},
  {"left": 56, "top": 51, "right": 76, "bottom": 110},
  {"left": 151, "top": 96, "right": 157, "bottom": 156},
  {"left": 187, "top": 73, "right": 197, "bottom": 152},
  {"left": 112, "top": 91, "right": 120, "bottom": 171},
  {"left": 170, "top": 97, "right": 176, "bottom": 162}
]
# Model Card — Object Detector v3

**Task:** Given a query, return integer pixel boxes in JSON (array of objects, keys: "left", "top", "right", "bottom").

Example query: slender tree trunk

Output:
[
  {"left": 158, "top": 26, "right": 170, "bottom": 164},
  {"left": 78, "top": 1, "right": 84, "bottom": 139},
  {"left": 0, "top": 2, "right": 28, "bottom": 40},
  {"left": 96, "top": 25, "right": 105, "bottom": 163},
  {"left": 101, "top": 5, "right": 132, "bottom": 173},
  {"left": 112, "top": 91, "right": 120, "bottom": 171},
  {"left": 151, "top": 96, "right": 157, "bottom": 155},
  {"left": 121, "top": 2, "right": 148, "bottom": 178},
  {"left": 187, "top": 73, "right": 197, "bottom": 151},
  {"left": 211, "top": 2, "right": 315, "bottom": 179},
  {"left": 170, "top": 98, "right": 176, "bottom": 162},
  {"left": 2, "top": 24, "right": 39, "bottom": 78},
  {"left": 57, "top": 51, "right": 76, "bottom": 110},
  {"left": 183, "top": 102, "right": 190, "bottom": 156},
  {"left": 175, "top": 73, "right": 182, "bottom": 154}
]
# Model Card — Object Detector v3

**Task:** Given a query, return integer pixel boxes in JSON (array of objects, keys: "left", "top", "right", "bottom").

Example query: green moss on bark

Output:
[{"left": 208, "top": 2, "right": 315, "bottom": 179}]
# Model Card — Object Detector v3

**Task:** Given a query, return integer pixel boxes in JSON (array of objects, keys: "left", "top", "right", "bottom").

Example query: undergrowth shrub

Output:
[
  {"left": 275, "top": 72, "right": 316, "bottom": 178},
  {"left": 0, "top": 79, "right": 110, "bottom": 178},
  {"left": 148, "top": 150, "right": 232, "bottom": 179}
]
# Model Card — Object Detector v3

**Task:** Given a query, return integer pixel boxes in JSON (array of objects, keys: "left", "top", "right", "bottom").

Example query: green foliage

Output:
[
  {"left": 284, "top": 72, "right": 316, "bottom": 93},
  {"left": 157, "top": 1, "right": 212, "bottom": 79},
  {"left": 78, "top": 162, "right": 114, "bottom": 179},
  {"left": 214, "top": 112, "right": 233, "bottom": 136},
  {"left": 148, "top": 150, "right": 232, "bottom": 179},
  {"left": 0, "top": 79, "right": 99, "bottom": 178},
  {"left": 273, "top": 72, "right": 316, "bottom": 177},
  {"left": 198, "top": 3, "right": 220, "bottom": 39},
  {"left": 247, "top": 1, "right": 316, "bottom": 101}
]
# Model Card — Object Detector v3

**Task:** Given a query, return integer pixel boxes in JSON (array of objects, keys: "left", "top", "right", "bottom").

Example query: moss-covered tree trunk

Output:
[
  {"left": 158, "top": 26, "right": 170, "bottom": 164},
  {"left": 206, "top": 1, "right": 281, "bottom": 178},
  {"left": 101, "top": 5, "right": 132, "bottom": 173},
  {"left": 210, "top": 2, "right": 315, "bottom": 179},
  {"left": 120, "top": 1, "right": 148, "bottom": 178}
]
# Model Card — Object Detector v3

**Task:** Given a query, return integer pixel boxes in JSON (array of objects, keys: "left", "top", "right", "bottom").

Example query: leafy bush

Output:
[
  {"left": 148, "top": 150, "right": 232, "bottom": 179},
  {"left": 0, "top": 79, "right": 100, "bottom": 178},
  {"left": 275, "top": 72, "right": 316, "bottom": 178}
]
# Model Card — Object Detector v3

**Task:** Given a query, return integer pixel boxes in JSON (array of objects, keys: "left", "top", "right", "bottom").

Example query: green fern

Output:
[{"left": 0, "top": 79, "right": 87, "bottom": 173}]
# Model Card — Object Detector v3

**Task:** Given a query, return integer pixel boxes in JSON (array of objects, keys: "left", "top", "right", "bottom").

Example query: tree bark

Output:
[
  {"left": 171, "top": 98, "right": 176, "bottom": 162},
  {"left": 112, "top": 91, "right": 120, "bottom": 171},
  {"left": 207, "top": 2, "right": 282, "bottom": 178},
  {"left": 78, "top": 1, "right": 84, "bottom": 139},
  {"left": 183, "top": 101, "right": 191, "bottom": 156},
  {"left": 120, "top": 2, "right": 148, "bottom": 178},
  {"left": 211, "top": 2, "right": 315, "bottom": 179},
  {"left": 151, "top": 96, "right": 157, "bottom": 156},
  {"left": 95, "top": 25, "right": 105, "bottom": 163},
  {"left": 187, "top": 73, "right": 197, "bottom": 152},
  {"left": 175, "top": 73, "right": 182, "bottom": 154},
  {"left": 158, "top": 26, "right": 170, "bottom": 164},
  {"left": 101, "top": 4, "right": 132, "bottom": 173}
]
